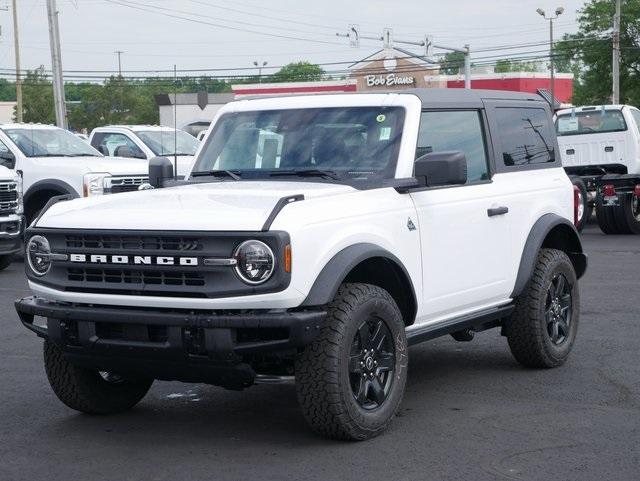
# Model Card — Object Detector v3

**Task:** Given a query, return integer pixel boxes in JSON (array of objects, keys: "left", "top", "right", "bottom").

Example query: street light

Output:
[
  {"left": 537, "top": 6, "right": 564, "bottom": 110},
  {"left": 253, "top": 60, "right": 267, "bottom": 82}
]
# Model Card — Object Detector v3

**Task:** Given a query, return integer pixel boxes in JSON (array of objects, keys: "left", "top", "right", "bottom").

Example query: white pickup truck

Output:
[
  {"left": 0, "top": 164, "right": 22, "bottom": 270},
  {"left": 89, "top": 125, "right": 199, "bottom": 177},
  {"left": 0, "top": 124, "right": 149, "bottom": 224},
  {"left": 556, "top": 105, "right": 640, "bottom": 234}
]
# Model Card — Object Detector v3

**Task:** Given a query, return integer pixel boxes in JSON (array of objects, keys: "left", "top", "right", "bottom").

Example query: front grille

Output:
[
  {"left": 65, "top": 234, "right": 203, "bottom": 251},
  {"left": 0, "top": 182, "right": 18, "bottom": 214},
  {"left": 108, "top": 176, "right": 148, "bottom": 194},
  {"left": 68, "top": 268, "right": 205, "bottom": 286}
]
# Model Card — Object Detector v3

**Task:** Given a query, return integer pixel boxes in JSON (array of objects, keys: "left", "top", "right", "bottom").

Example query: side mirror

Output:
[
  {"left": 149, "top": 156, "right": 174, "bottom": 188},
  {"left": 414, "top": 151, "right": 467, "bottom": 187},
  {"left": 95, "top": 145, "right": 109, "bottom": 156}
]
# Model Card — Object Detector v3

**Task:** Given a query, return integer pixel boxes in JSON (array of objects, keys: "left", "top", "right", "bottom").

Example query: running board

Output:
[{"left": 406, "top": 304, "right": 514, "bottom": 346}]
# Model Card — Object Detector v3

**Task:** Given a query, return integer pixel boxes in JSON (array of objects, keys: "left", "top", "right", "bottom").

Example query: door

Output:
[{"left": 410, "top": 110, "right": 512, "bottom": 322}]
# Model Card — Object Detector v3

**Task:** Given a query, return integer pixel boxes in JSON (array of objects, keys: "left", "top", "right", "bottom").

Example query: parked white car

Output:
[
  {"left": 556, "top": 105, "right": 640, "bottom": 233},
  {"left": 89, "top": 125, "right": 198, "bottom": 177},
  {"left": 0, "top": 124, "right": 149, "bottom": 224},
  {"left": 17, "top": 89, "right": 586, "bottom": 440},
  {"left": 0, "top": 164, "right": 22, "bottom": 270}
]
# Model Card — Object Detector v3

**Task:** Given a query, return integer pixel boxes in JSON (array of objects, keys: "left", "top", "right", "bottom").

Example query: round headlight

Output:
[
  {"left": 233, "top": 240, "right": 275, "bottom": 285},
  {"left": 27, "top": 235, "right": 52, "bottom": 276}
]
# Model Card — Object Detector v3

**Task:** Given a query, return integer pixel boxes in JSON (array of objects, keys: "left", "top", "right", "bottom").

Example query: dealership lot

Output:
[{"left": 0, "top": 225, "right": 638, "bottom": 481}]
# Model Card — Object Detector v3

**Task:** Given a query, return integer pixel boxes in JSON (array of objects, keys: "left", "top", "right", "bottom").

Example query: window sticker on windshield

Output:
[
  {"left": 379, "top": 127, "right": 392, "bottom": 140},
  {"left": 376, "top": 114, "right": 386, "bottom": 123},
  {"left": 557, "top": 117, "right": 579, "bottom": 133}
]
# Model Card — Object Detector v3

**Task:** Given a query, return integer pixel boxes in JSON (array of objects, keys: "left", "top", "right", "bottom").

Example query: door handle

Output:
[{"left": 487, "top": 206, "right": 509, "bottom": 217}]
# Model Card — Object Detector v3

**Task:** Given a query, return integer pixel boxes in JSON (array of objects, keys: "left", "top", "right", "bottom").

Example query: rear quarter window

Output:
[{"left": 495, "top": 107, "right": 556, "bottom": 168}]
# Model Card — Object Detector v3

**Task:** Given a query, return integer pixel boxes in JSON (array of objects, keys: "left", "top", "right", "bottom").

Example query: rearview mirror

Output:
[
  {"left": 414, "top": 151, "right": 467, "bottom": 187},
  {"left": 149, "top": 156, "right": 174, "bottom": 188}
]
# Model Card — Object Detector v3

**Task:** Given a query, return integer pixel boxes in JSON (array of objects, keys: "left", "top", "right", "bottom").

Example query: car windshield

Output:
[
  {"left": 555, "top": 110, "right": 627, "bottom": 136},
  {"left": 2, "top": 128, "right": 102, "bottom": 158},
  {"left": 136, "top": 130, "right": 199, "bottom": 156},
  {"left": 190, "top": 107, "right": 405, "bottom": 182}
]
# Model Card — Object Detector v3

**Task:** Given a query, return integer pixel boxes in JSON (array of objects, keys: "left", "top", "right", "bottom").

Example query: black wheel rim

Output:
[
  {"left": 545, "top": 273, "right": 572, "bottom": 346},
  {"left": 348, "top": 317, "right": 395, "bottom": 410},
  {"left": 99, "top": 371, "right": 124, "bottom": 384}
]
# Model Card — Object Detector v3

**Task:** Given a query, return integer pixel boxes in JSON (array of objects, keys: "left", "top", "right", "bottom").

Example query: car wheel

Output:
[
  {"left": 295, "top": 283, "right": 408, "bottom": 440},
  {"left": 617, "top": 192, "right": 640, "bottom": 234},
  {"left": 506, "top": 248, "right": 580, "bottom": 368},
  {"left": 44, "top": 340, "right": 153, "bottom": 414}
]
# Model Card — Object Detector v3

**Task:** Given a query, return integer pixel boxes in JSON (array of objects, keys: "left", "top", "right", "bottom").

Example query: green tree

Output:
[
  {"left": 555, "top": 0, "right": 640, "bottom": 105},
  {"left": 494, "top": 59, "right": 541, "bottom": 73},
  {"left": 271, "top": 61, "right": 324, "bottom": 82},
  {"left": 440, "top": 51, "right": 465, "bottom": 75},
  {"left": 21, "top": 67, "right": 55, "bottom": 124},
  {"left": 0, "top": 79, "right": 16, "bottom": 102}
]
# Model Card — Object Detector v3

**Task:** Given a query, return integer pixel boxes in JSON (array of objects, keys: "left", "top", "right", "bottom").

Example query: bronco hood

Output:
[{"left": 37, "top": 180, "right": 355, "bottom": 231}]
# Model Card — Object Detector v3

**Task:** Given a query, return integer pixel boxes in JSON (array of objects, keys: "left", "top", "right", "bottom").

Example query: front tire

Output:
[
  {"left": 506, "top": 249, "right": 580, "bottom": 368},
  {"left": 295, "top": 283, "right": 408, "bottom": 440},
  {"left": 44, "top": 340, "right": 153, "bottom": 414}
]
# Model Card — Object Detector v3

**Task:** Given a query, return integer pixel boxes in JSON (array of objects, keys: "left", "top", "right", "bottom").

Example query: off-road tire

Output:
[
  {"left": 507, "top": 249, "right": 580, "bottom": 368},
  {"left": 0, "top": 255, "right": 13, "bottom": 271},
  {"left": 295, "top": 283, "right": 408, "bottom": 441},
  {"left": 44, "top": 340, "right": 153, "bottom": 414}
]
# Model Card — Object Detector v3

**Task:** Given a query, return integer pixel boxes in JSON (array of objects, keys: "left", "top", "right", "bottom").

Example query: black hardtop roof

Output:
[{"left": 239, "top": 88, "right": 546, "bottom": 109}]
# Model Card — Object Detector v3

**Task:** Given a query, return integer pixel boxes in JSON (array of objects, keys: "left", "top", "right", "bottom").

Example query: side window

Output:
[
  {"left": 96, "top": 133, "right": 145, "bottom": 158},
  {"left": 0, "top": 139, "right": 15, "bottom": 169},
  {"left": 495, "top": 108, "right": 555, "bottom": 167},
  {"left": 416, "top": 110, "right": 490, "bottom": 183},
  {"left": 630, "top": 109, "right": 640, "bottom": 133}
]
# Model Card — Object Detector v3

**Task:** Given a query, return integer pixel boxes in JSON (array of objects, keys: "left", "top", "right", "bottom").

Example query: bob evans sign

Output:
[{"left": 365, "top": 73, "right": 415, "bottom": 87}]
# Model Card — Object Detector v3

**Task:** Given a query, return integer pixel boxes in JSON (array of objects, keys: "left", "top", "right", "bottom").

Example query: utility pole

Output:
[
  {"left": 115, "top": 50, "right": 124, "bottom": 77},
  {"left": 11, "top": 0, "right": 22, "bottom": 123},
  {"left": 612, "top": 0, "right": 621, "bottom": 104},
  {"left": 537, "top": 7, "right": 564, "bottom": 110},
  {"left": 46, "top": 0, "right": 67, "bottom": 128},
  {"left": 337, "top": 27, "right": 472, "bottom": 88}
]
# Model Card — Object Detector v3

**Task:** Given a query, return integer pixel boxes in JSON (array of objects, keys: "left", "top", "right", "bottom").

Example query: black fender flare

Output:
[
  {"left": 24, "top": 179, "right": 79, "bottom": 206},
  {"left": 511, "top": 213, "right": 587, "bottom": 298},
  {"left": 301, "top": 243, "right": 417, "bottom": 315}
]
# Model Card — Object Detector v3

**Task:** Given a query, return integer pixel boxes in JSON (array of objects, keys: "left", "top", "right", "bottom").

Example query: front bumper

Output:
[
  {"left": 16, "top": 296, "right": 326, "bottom": 388},
  {"left": 0, "top": 214, "right": 23, "bottom": 255}
]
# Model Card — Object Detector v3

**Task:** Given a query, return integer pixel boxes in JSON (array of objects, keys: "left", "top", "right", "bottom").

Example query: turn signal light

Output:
[
  {"left": 602, "top": 184, "right": 616, "bottom": 197},
  {"left": 573, "top": 185, "right": 580, "bottom": 227},
  {"left": 284, "top": 244, "right": 292, "bottom": 273}
]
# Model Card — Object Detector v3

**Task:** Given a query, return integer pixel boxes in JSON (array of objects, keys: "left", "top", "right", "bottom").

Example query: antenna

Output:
[{"left": 173, "top": 64, "right": 178, "bottom": 180}]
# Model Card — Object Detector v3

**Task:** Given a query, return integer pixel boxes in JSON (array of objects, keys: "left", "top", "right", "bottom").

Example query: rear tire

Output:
[
  {"left": 295, "top": 283, "right": 408, "bottom": 440},
  {"left": 617, "top": 193, "right": 640, "bottom": 234},
  {"left": 506, "top": 249, "right": 580, "bottom": 368},
  {"left": 0, "top": 254, "right": 13, "bottom": 271},
  {"left": 44, "top": 340, "right": 153, "bottom": 414},
  {"left": 595, "top": 196, "right": 627, "bottom": 234}
]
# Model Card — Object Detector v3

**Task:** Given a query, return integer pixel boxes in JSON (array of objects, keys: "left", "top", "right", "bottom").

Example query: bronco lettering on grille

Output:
[{"left": 69, "top": 254, "right": 199, "bottom": 266}]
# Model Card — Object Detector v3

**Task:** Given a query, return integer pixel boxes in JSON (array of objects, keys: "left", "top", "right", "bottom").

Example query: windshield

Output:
[
  {"left": 136, "top": 130, "right": 199, "bottom": 156},
  {"left": 2, "top": 128, "right": 101, "bottom": 157},
  {"left": 556, "top": 110, "right": 627, "bottom": 136},
  {"left": 191, "top": 107, "right": 405, "bottom": 181}
]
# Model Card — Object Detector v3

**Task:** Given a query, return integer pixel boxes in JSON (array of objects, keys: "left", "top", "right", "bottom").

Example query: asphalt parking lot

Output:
[{"left": 0, "top": 224, "right": 638, "bottom": 481}]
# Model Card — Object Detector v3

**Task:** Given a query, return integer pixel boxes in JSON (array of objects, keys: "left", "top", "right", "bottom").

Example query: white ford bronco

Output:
[
  {"left": 0, "top": 164, "right": 22, "bottom": 270},
  {"left": 0, "top": 124, "right": 149, "bottom": 224},
  {"left": 16, "top": 89, "right": 587, "bottom": 440}
]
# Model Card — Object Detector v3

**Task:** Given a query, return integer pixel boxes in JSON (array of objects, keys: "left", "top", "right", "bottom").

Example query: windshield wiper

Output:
[
  {"left": 191, "top": 169, "right": 242, "bottom": 180},
  {"left": 269, "top": 169, "right": 341, "bottom": 180}
]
